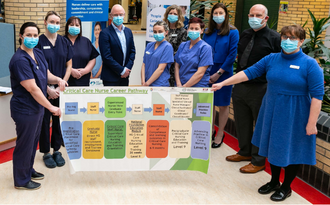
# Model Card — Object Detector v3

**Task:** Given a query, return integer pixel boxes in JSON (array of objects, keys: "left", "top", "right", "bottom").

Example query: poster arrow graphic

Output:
[
  {"left": 127, "top": 107, "right": 132, "bottom": 112},
  {"left": 99, "top": 107, "right": 105, "bottom": 113},
  {"left": 165, "top": 107, "right": 170, "bottom": 113},
  {"left": 144, "top": 107, "right": 152, "bottom": 113},
  {"left": 80, "top": 107, "right": 87, "bottom": 113}
]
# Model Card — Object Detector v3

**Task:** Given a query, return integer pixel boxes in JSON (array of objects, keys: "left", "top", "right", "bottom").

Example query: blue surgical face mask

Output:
[
  {"left": 213, "top": 15, "right": 225, "bottom": 24},
  {"left": 23, "top": 37, "right": 39, "bottom": 49},
  {"left": 68, "top": 26, "right": 80, "bottom": 36},
  {"left": 188, "top": 31, "right": 200, "bottom": 40},
  {"left": 167, "top": 15, "right": 178, "bottom": 23},
  {"left": 248, "top": 17, "right": 265, "bottom": 30},
  {"left": 113, "top": 16, "right": 124, "bottom": 26},
  {"left": 153, "top": 33, "right": 165, "bottom": 42},
  {"left": 281, "top": 39, "right": 299, "bottom": 53},
  {"left": 47, "top": 24, "right": 60, "bottom": 34}
]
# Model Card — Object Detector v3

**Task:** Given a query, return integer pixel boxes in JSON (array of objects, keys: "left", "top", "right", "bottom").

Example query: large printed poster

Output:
[
  {"left": 60, "top": 87, "right": 213, "bottom": 174},
  {"left": 146, "top": 0, "right": 190, "bottom": 42}
]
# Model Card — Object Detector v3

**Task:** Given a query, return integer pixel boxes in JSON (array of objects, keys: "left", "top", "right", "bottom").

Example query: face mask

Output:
[
  {"left": 281, "top": 39, "right": 299, "bottom": 53},
  {"left": 167, "top": 15, "right": 178, "bottom": 24},
  {"left": 68, "top": 26, "right": 80, "bottom": 36},
  {"left": 23, "top": 37, "right": 39, "bottom": 49},
  {"left": 47, "top": 24, "right": 60, "bottom": 34},
  {"left": 153, "top": 33, "right": 165, "bottom": 42},
  {"left": 113, "top": 16, "right": 124, "bottom": 26},
  {"left": 213, "top": 15, "right": 225, "bottom": 24},
  {"left": 248, "top": 17, "right": 265, "bottom": 30},
  {"left": 188, "top": 31, "right": 200, "bottom": 40}
]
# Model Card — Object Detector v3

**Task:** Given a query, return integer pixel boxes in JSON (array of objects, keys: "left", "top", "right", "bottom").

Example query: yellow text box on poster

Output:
[
  {"left": 169, "top": 120, "right": 191, "bottom": 158},
  {"left": 83, "top": 120, "right": 104, "bottom": 159},
  {"left": 87, "top": 102, "right": 99, "bottom": 114},
  {"left": 171, "top": 94, "right": 193, "bottom": 118},
  {"left": 126, "top": 120, "right": 146, "bottom": 158}
]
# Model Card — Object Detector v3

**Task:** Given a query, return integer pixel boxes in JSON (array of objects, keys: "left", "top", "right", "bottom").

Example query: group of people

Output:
[{"left": 9, "top": 2, "right": 323, "bottom": 203}]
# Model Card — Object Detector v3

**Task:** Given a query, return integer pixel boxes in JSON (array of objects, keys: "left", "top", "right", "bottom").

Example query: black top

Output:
[
  {"left": 168, "top": 27, "right": 187, "bottom": 54},
  {"left": 236, "top": 26, "right": 281, "bottom": 84}
]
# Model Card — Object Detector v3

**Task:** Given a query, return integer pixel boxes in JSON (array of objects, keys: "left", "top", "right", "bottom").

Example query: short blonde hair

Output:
[{"left": 163, "top": 5, "right": 185, "bottom": 29}]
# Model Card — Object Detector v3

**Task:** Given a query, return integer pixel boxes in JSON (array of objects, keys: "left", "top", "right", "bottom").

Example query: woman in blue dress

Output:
[
  {"left": 10, "top": 22, "right": 67, "bottom": 190},
  {"left": 65, "top": 16, "right": 99, "bottom": 86},
  {"left": 212, "top": 25, "right": 324, "bottom": 202},
  {"left": 36, "top": 11, "right": 73, "bottom": 169},
  {"left": 203, "top": 3, "right": 239, "bottom": 148},
  {"left": 91, "top": 22, "right": 102, "bottom": 79},
  {"left": 174, "top": 17, "right": 213, "bottom": 87},
  {"left": 141, "top": 21, "right": 174, "bottom": 86}
]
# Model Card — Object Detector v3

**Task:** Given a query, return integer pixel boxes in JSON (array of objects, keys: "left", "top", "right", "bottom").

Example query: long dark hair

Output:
[
  {"left": 65, "top": 16, "right": 82, "bottom": 37},
  {"left": 205, "top": 3, "right": 236, "bottom": 36},
  {"left": 19, "top": 22, "right": 40, "bottom": 45}
]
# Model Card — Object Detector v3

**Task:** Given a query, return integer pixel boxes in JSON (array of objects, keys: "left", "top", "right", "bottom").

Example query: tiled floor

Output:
[{"left": 0, "top": 142, "right": 311, "bottom": 204}]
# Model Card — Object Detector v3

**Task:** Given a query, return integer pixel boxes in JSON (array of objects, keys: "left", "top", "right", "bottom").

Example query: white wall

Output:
[{"left": 129, "top": 32, "right": 146, "bottom": 86}]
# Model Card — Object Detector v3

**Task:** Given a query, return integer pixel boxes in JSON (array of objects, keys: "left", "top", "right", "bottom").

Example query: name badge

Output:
[
  {"left": 146, "top": 51, "right": 150, "bottom": 54},
  {"left": 36, "top": 66, "right": 39, "bottom": 70},
  {"left": 171, "top": 34, "right": 178, "bottom": 37},
  {"left": 43, "top": 46, "right": 51, "bottom": 49},
  {"left": 290, "top": 65, "right": 300, "bottom": 69}
]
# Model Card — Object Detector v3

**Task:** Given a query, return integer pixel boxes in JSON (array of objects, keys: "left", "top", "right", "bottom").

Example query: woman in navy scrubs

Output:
[
  {"left": 141, "top": 21, "right": 174, "bottom": 86},
  {"left": 174, "top": 17, "right": 213, "bottom": 87},
  {"left": 36, "top": 11, "right": 73, "bottom": 168},
  {"left": 9, "top": 22, "right": 67, "bottom": 190},
  {"left": 65, "top": 16, "right": 99, "bottom": 86},
  {"left": 203, "top": 3, "right": 239, "bottom": 148}
]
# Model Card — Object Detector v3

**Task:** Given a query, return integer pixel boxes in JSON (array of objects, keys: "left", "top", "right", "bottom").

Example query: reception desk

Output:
[{"left": 0, "top": 92, "right": 16, "bottom": 151}]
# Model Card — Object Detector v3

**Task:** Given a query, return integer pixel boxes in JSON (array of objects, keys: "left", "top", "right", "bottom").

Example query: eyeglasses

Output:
[
  {"left": 112, "top": 14, "right": 125, "bottom": 17},
  {"left": 282, "top": 35, "right": 298, "bottom": 40}
]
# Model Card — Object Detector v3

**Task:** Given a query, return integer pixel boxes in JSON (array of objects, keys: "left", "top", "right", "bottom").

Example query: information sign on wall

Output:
[{"left": 66, "top": 0, "right": 109, "bottom": 21}]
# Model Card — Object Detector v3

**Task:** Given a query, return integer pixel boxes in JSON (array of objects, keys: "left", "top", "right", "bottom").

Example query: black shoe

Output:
[
  {"left": 258, "top": 182, "right": 280, "bottom": 194},
  {"left": 31, "top": 171, "right": 44, "bottom": 180},
  {"left": 211, "top": 133, "right": 225, "bottom": 148},
  {"left": 270, "top": 188, "right": 292, "bottom": 201},
  {"left": 43, "top": 153, "right": 57, "bottom": 168},
  {"left": 15, "top": 180, "right": 41, "bottom": 190},
  {"left": 53, "top": 151, "right": 65, "bottom": 167},
  {"left": 212, "top": 130, "right": 216, "bottom": 141}
]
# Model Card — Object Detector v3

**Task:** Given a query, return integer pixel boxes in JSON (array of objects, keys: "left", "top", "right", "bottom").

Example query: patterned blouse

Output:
[{"left": 168, "top": 27, "right": 187, "bottom": 54}]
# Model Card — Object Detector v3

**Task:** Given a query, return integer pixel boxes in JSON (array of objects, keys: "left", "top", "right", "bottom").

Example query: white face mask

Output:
[{"left": 248, "top": 17, "right": 265, "bottom": 30}]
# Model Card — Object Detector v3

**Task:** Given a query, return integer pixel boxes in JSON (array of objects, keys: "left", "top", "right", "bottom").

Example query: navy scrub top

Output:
[
  {"left": 9, "top": 48, "right": 48, "bottom": 115},
  {"left": 36, "top": 34, "right": 73, "bottom": 79},
  {"left": 65, "top": 35, "right": 99, "bottom": 86}
]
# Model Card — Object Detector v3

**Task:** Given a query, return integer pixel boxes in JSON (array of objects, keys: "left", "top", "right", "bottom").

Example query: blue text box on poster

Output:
[{"left": 66, "top": 0, "right": 109, "bottom": 21}]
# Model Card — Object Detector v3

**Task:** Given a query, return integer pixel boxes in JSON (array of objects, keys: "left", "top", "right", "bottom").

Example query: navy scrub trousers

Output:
[{"left": 12, "top": 111, "right": 44, "bottom": 186}]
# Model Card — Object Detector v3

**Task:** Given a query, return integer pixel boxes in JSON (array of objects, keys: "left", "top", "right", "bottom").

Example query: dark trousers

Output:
[
  {"left": 232, "top": 83, "right": 267, "bottom": 166},
  {"left": 12, "top": 111, "right": 43, "bottom": 186},
  {"left": 39, "top": 98, "right": 62, "bottom": 153},
  {"left": 103, "top": 79, "right": 129, "bottom": 86}
]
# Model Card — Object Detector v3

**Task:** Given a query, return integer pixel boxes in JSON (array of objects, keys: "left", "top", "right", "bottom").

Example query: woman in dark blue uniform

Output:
[
  {"left": 36, "top": 11, "right": 73, "bottom": 169},
  {"left": 65, "top": 16, "right": 99, "bottom": 86},
  {"left": 9, "top": 22, "right": 67, "bottom": 190}
]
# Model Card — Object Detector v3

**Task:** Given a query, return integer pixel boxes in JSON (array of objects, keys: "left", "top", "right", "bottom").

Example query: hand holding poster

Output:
[{"left": 60, "top": 87, "right": 213, "bottom": 174}]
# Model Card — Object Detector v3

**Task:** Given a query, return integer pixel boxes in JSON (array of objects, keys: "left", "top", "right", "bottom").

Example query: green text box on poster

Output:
[
  {"left": 104, "top": 120, "right": 126, "bottom": 159},
  {"left": 105, "top": 97, "right": 126, "bottom": 118}
]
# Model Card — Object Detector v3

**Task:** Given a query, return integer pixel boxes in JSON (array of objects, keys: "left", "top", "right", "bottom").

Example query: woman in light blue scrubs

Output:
[
  {"left": 141, "top": 21, "right": 174, "bottom": 87},
  {"left": 174, "top": 17, "right": 213, "bottom": 87}
]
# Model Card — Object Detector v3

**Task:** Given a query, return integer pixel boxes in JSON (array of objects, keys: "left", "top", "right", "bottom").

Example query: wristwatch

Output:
[{"left": 216, "top": 70, "right": 223, "bottom": 76}]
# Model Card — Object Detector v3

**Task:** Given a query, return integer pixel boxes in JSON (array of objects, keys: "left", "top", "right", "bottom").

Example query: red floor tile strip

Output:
[
  {"left": 1, "top": 128, "right": 329, "bottom": 203},
  {"left": 220, "top": 128, "right": 330, "bottom": 204}
]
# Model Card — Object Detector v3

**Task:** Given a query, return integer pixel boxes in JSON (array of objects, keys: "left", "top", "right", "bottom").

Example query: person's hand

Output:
[
  {"left": 71, "top": 68, "right": 82, "bottom": 79},
  {"left": 211, "top": 83, "right": 224, "bottom": 91},
  {"left": 306, "top": 122, "right": 318, "bottom": 135},
  {"left": 142, "top": 81, "right": 149, "bottom": 86},
  {"left": 121, "top": 68, "right": 131, "bottom": 78},
  {"left": 209, "top": 73, "right": 221, "bottom": 84},
  {"left": 47, "top": 87, "right": 59, "bottom": 99},
  {"left": 77, "top": 69, "right": 87, "bottom": 77},
  {"left": 57, "top": 79, "right": 68, "bottom": 91},
  {"left": 49, "top": 106, "right": 61, "bottom": 117},
  {"left": 176, "top": 82, "right": 183, "bottom": 87}
]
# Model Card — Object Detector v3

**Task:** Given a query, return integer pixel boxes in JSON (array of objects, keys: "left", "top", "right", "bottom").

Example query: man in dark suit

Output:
[{"left": 99, "top": 4, "right": 136, "bottom": 86}]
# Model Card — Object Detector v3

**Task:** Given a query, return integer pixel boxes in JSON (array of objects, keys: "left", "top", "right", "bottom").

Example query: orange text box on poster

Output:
[
  {"left": 146, "top": 120, "right": 169, "bottom": 158},
  {"left": 83, "top": 120, "right": 104, "bottom": 159},
  {"left": 153, "top": 104, "right": 164, "bottom": 116}
]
